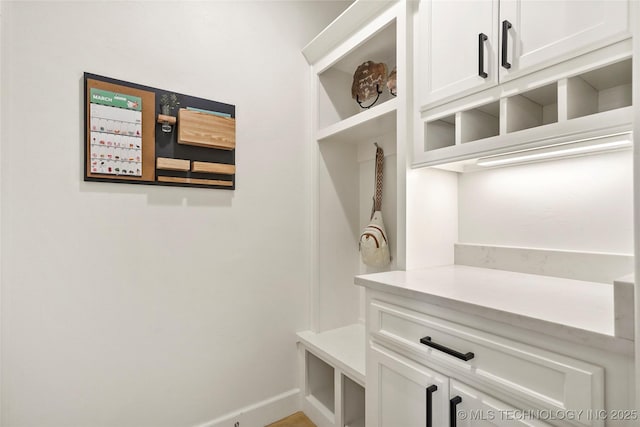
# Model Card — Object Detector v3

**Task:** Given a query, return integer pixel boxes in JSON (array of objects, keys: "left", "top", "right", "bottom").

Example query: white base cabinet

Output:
[
  {"left": 370, "top": 343, "right": 449, "bottom": 427},
  {"left": 370, "top": 342, "right": 555, "bottom": 427},
  {"left": 450, "top": 380, "right": 551, "bottom": 427},
  {"left": 364, "top": 290, "right": 634, "bottom": 427}
]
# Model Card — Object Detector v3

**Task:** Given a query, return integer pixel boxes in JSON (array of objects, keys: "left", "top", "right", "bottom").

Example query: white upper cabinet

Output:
[
  {"left": 414, "top": 0, "right": 633, "bottom": 168},
  {"left": 420, "top": 0, "right": 499, "bottom": 106},
  {"left": 420, "top": 0, "right": 630, "bottom": 108},
  {"left": 499, "top": 0, "right": 630, "bottom": 83}
]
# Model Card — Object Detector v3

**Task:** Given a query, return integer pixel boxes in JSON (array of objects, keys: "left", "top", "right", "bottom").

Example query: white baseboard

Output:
[
  {"left": 301, "top": 395, "right": 335, "bottom": 427},
  {"left": 193, "top": 388, "right": 301, "bottom": 427}
]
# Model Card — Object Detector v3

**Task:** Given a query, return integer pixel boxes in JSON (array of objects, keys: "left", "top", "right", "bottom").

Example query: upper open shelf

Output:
[
  {"left": 318, "top": 97, "right": 398, "bottom": 144},
  {"left": 417, "top": 56, "right": 633, "bottom": 169},
  {"left": 506, "top": 83, "right": 558, "bottom": 133},
  {"left": 317, "top": 18, "right": 397, "bottom": 135},
  {"left": 567, "top": 58, "right": 632, "bottom": 120}
]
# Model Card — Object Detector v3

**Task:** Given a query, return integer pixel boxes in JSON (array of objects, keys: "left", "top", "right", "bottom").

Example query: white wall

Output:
[
  {"left": 0, "top": 3, "right": 3, "bottom": 425},
  {"left": 458, "top": 150, "right": 634, "bottom": 254},
  {"left": 405, "top": 167, "right": 458, "bottom": 270},
  {"left": 357, "top": 135, "right": 398, "bottom": 324},
  {"left": 632, "top": 0, "right": 640, "bottom": 413},
  {"left": 0, "top": 2, "right": 348, "bottom": 427}
]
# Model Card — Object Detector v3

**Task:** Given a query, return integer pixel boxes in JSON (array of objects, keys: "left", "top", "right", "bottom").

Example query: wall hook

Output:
[{"left": 356, "top": 84, "right": 382, "bottom": 109}]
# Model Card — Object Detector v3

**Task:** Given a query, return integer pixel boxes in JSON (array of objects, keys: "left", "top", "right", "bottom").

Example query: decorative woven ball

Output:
[
  {"left": 351, "top": 61, "right": 388, "bottom": 102},
  {"left": 387, "top": 66, "right": 397, "bottom": 96}
]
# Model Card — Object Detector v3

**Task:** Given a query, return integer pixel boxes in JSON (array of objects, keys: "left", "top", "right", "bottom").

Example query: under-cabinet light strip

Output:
[{"left": 476, "top": 132, "right": 632, "bottom": 167}]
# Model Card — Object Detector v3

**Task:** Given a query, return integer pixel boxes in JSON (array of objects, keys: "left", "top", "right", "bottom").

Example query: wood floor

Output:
[{"left": 265, "top": 411, "right": 316, "bottom": 427}]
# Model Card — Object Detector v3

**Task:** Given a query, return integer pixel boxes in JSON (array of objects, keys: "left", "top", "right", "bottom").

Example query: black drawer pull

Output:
[
  {"left": 478, "top": 33, "right": 488, "bottom": 78},
  {"left": 426, "top": 385, "right": 437, "bottom": 427},
  {"left": 420, "top": 336, "right": 475, "bottom": 361},
  {"left": 502, "top": 20, "right": 512, "bottom": 69},
  {"left": 450, "top": 396, "right": 462, "bottom": 427}
]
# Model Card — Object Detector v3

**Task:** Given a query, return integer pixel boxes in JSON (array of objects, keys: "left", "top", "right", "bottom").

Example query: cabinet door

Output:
[
  {"left": 368, "top": 344, "right": 449, "bottom": 427},
  {"left": 499, "top": 0, "right": 629, "bottom": 82},
  {"left": 449, "top": 380, "right": 552, "bottom": 427},
  {"left": 420, "top": 0, "right": 499, "bottom": 107}
]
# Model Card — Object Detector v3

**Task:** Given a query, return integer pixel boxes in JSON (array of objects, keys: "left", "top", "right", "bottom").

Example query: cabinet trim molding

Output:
[{"left": 370, "top": 299, "right": 605, "bottom": 426}]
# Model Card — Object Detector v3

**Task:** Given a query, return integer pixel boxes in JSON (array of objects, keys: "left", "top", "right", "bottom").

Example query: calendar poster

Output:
[{"left": 89, "top": 89, "right": 143, "bottom": 176}]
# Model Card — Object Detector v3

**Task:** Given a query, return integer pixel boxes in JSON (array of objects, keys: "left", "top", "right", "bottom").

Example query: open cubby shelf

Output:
[
  {"left": 343, "top": 375, "right": 365, "bottom": 427},
  {"left": 307, "top": 351, "right": 336, "bottom": 415},
  {"left": 302, "top": 3, "right": 404, "bottom": 423},
  {"left": 298, "top": 325, "right": 366, "bottom": 427},
  {"left": 318, "top": 97, "right": 398, "bottom": 144},
  {"left": 317, "top": 19, "right": 397, "bottom": 131},
  {"left": 307, "top": 2, "right": 402, "bottom": 341},
  {"left": 461, "top": 101, "right": 499, "bottom": 143},
  {"left": 567, "top": 58, "right": 632, "bottom": 120},
  {"left": 297, "top": 325, "right": 366, "bottom": 386},
  {"left": 304, "top": 373, "right": 364, "bottom": 427},
  {"left": 424, "top": 115, "right": 455, "bottom": 151},
  {"left": 421, "top": 57, "right": 632, "bottom": 167},
  {"left": 507, "top": 83, "right": 558, "bottom": 133}
]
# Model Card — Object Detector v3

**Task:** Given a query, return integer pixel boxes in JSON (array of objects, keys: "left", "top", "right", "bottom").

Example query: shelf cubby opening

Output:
[
  {"left": 506, "top": 83, "right": 558, "bottom": 133},
  {"left": 460, "top": 101, "right": 500, "bottom": 143},
  {"left": 317, "top": 21, "right": 397, "bottom": 130},
  {"left": 343, "top": 375, "right": 365, "bottom": 427},
  {"left": 425, "top": 115, "right": 456, "bottom": 151},
  {"left": 567, "top": 58, "right": 632, "bottom": 120},
  {"left": 306, "top": 351, "right": 335, "bottom": 415}
]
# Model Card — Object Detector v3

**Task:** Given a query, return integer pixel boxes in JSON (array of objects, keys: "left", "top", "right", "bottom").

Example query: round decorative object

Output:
[
  {"left": 351, "top": 61, "right": 387, "bottom": 108},
  {"left": 387, "top": 66, "right": 397, "bottom": 96}
]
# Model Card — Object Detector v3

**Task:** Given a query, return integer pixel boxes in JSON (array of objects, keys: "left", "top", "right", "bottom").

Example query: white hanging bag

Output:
[{"left": 360, "top": 144, "right": 391, "bottom": 268}]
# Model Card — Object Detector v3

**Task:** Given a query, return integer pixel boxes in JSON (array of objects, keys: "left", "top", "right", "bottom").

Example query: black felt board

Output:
[{"left": 84, "top": 72, "right": 236, "bottom": 190}]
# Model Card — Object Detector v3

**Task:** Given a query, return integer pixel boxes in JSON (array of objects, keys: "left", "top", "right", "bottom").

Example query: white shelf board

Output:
[
  {"left": 345, "top": 419, "right": 365, "bottom": 427},
  {"left": 415, "top": 105, "right": 633, "bottom": 168},
  {"left": 297, "top": 323, "right": 366, "bottom": 386},
  {"left": 317, "top": 97, "right": 398, "bottom": 144},
  {"left": 305, "top": 394, "right": 335, "bottom": 424},
  {"left": 329, "top": 20, "right": 396, "bottom": 74},
  {"left": 302, "top": 0, "right": 394, "bottom": 65},
  {"left": 308, "top": 384, "right": 335, "bottom": 415}
]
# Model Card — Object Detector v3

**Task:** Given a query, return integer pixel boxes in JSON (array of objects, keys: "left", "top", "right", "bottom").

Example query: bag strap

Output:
[{"left": 373, "top": 143, "right": 384, "bottom": 213}]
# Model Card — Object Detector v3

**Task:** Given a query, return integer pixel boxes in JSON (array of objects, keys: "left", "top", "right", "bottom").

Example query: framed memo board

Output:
[{"left": 84, "top": 73, "right": 236, "bottom": 190}]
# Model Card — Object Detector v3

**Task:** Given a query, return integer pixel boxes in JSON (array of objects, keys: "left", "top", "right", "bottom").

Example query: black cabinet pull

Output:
[
  {"left": 420, "top": 336, "right": 475, "bottom": 361},
  {"left": 450, "top": 396, "right": 462, "bottom": 427},
  {"left": 502, "top": 20, "right": 512, "bottom": 69},
  {"left": 426, "top": 385, "right": 437, "bottom": 427},
  {"left": 478, "top": 33, "right": 488, "bottom": 78}
]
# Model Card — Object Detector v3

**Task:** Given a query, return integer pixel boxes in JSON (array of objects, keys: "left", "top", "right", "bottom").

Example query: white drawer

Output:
[
  {"left": 450, "top": 379, "right": 552, "bottom": 427},
  {"left": 370, "top": 299, "right": 605, "bottom": 427}
]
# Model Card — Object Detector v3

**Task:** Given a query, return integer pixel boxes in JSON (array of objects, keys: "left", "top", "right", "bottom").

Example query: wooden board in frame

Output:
[{"left": 84, "top": 73, "right": 236, "bottom": 190}]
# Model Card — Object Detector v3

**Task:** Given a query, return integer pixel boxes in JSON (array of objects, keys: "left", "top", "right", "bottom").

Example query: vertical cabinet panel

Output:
[
  {"left": 370, "top": 345, "right": 449, "bottom": 427},
  {"left": 499, "top": 0, "right": 629, "bottom": 82},
  {"left": 420, "top": 0, "right": 499, "bottom": 105}
]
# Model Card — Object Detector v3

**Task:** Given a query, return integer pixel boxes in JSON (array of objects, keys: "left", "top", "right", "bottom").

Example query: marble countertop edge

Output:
[{"left": 355, "top": 265, "right": 634, "bottom": 355}]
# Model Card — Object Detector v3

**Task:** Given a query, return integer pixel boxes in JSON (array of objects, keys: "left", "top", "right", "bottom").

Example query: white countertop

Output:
[{"left": 355, "top": 265, "right": 633, "bottom": 354}]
